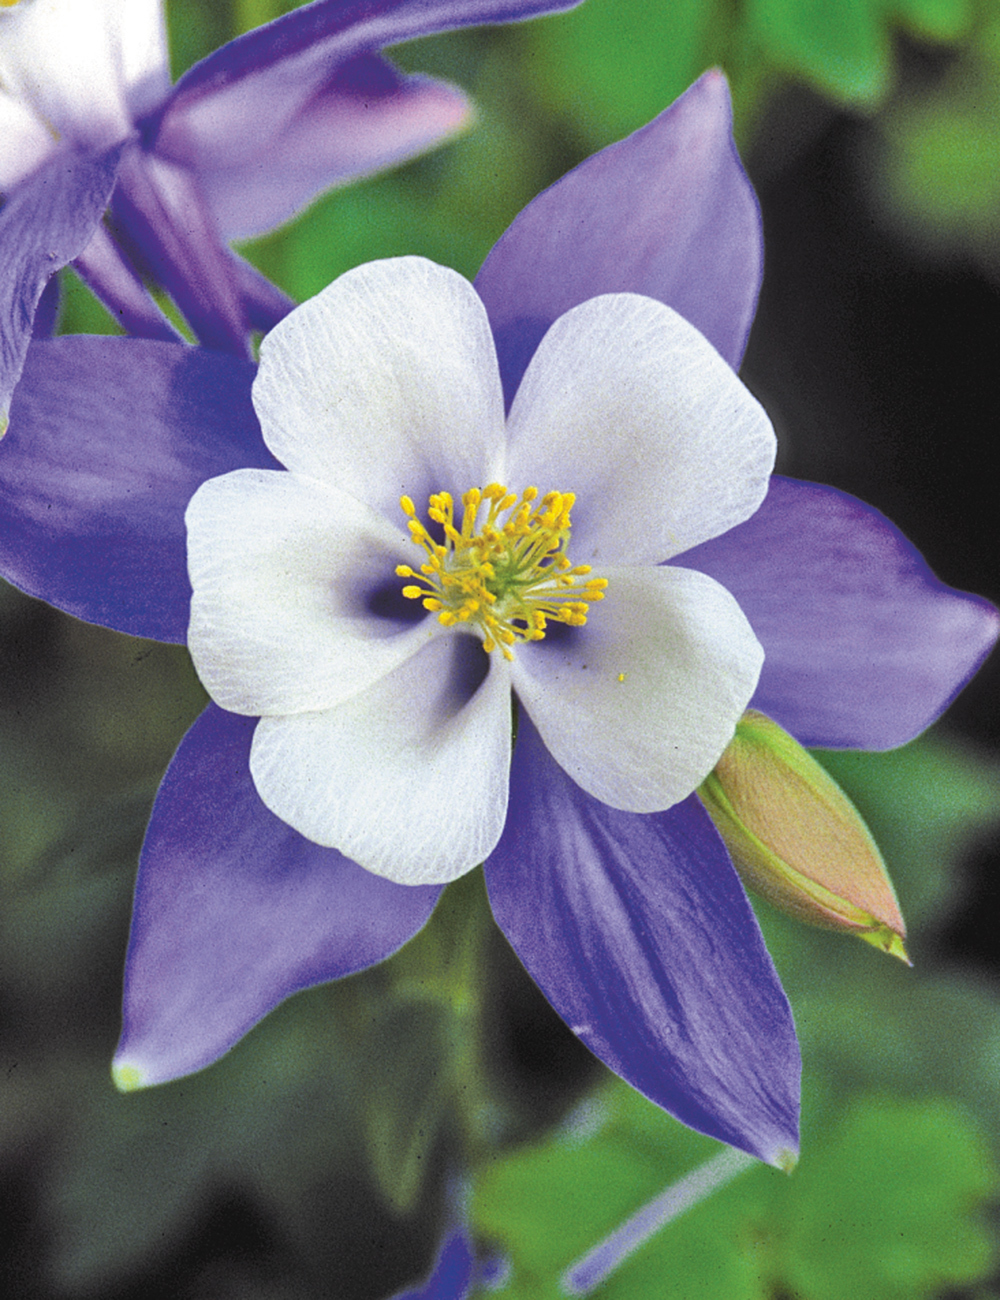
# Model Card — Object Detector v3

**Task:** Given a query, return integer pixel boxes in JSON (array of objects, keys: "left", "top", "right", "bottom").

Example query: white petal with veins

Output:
[
  {"left": 511, "top": 565, "right": 764, "bottom": 812},
  {"left": 187, "top": 468, "right": 430, "bottom": 717},
  {"left": 250, "top": 634, "right": 513, "bottom": 883},
  {"left": 506, "top": 293, "right": 775, "bottom": 564},
  {"left": 252, "top": 257, "right": 507, "bottom": 526}
]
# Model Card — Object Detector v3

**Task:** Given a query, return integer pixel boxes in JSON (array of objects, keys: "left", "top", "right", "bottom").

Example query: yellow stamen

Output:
[{"left": 399, "top": 484, "right": 608, "bottom": 657}]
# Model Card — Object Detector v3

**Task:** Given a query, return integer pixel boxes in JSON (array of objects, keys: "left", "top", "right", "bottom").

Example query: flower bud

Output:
[{"left": 699, "top": 710, "right": 909, "bottom": 962}]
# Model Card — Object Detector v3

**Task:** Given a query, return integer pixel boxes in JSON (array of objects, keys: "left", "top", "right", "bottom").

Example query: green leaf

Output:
[
  {"left": 470, "top": 1081, "right": 998, "bottom": 1299},
  {"left": 778, "top": 1095, "right": 998, "bottom": 1300},
  {"left": 526, "top": 0, "right": 723, "bottom": 146},
  {"left": 746, "top": 0, "right": 890, "bottom": 106},
  {"left": 891, "top": 0, "right": 974, "bottom": 44},
  {"left": 814, "top": 734, "right": 1000, "bottom": 931}
]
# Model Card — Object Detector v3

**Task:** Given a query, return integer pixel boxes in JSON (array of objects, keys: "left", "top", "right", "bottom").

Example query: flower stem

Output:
[{"left": 560, "top": 1146, "right": 755, "bottom": 1295}]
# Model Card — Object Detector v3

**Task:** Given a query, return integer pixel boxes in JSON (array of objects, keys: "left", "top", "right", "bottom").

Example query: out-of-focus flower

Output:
[
  {"left": 389, "top": 1226, "right": 474, "bottom": 1300},
  {"left": 1, "top": 72, "right": 995, "bottom": 1167},
  {"left": 0, "top": 0, "right": 583, "bottom": 421},
  {"left": 184, "top": 255, "right": 773, "bottom": 883},
  {"left": 700, "top": 709, "right": 909, "bottom": 962}
]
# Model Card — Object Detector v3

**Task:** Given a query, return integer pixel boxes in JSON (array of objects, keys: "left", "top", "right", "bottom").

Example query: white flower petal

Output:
[
  {"left": 252, "top": 257, "right": 507, "bottom": 523},
  {"left": 505, "top": 294, "right": 776, "bottom": 564},
  {"left": 0, "top": 0, "right": 168, "bottom": 150},
  {"left": 510, "top": 565, "right": 763, "bottom": 812},
  {"left": 187, "top": 468, "right": 431, "bottom": 716},
  {"left": 0, "top": 89, "right": 55, "bottom": 190},
  {"left": 250, "top": 634, "right": 512, "bottom": 884}
]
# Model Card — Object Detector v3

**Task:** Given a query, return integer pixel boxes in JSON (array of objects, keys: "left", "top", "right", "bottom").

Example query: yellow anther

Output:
[{"left": 397, "top": 483, "right": 608, "bottom": 658}]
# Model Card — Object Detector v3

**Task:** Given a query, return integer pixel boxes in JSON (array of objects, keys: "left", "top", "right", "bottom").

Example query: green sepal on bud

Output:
[{"left": 699, "top": 710, "right": 909, "bottom": 963}]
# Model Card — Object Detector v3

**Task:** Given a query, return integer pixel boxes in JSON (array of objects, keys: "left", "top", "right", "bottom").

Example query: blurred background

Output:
[{"left": 3, "top": 0, "right": 1000, "bottom": 1295}]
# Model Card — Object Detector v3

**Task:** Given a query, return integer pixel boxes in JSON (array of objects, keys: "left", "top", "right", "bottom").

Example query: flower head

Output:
[
  {"left": 185, "top": 255, "right": 774, "bottom": 883},
  {"left": 1, "top": 72, "right": 995, "bottom": 1165}
]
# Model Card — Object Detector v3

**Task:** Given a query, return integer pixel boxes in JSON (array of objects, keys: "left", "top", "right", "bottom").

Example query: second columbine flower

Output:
[{"left": 185, "top": 256, "right": 775, "bottom": 885}]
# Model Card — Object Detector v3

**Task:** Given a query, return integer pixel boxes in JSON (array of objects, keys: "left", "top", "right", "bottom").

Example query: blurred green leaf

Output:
[
  {"left": 779, "top": 1094, "right": 997, "bottom": 1300},
  {"left": 893, "top": 0, "right": 975, "bottom": 42},
  {"left": 471, "top": 1081, "right": 997, "bottom": 1298},
  {"left": 527, "top": 0, "right": 720, "bottom": 144},
  {"left": 814, "top": 733, "right": 1000, "bottom": 931},
  {"left": 746, "top": 0, "right": 890, "bottom": 106}
]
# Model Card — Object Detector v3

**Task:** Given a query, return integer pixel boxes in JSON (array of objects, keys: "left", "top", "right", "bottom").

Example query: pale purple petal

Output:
[
  {"left": 0, "top": 338, "right": 271, "bottom": 642},
  {"left": 0, "top": 0, "right": 167, "bottom": 159},
  {"left": 160, "top": 54, "right": 470, "bottom": 241},
  {"left": 0, "top": 142, "right": 123, "bottom": 427},
  {"left": 475, "top": 69, "right": 761, "bottom": 406},
  {"left": 114, "top": 705, "right": 442, "bottom": 1087},
  {"left": 680, "top": 476, "right": 1000, "bottom": 749},
  {"left": 111, "top": 150, "right": 250, "bottom": 354},
  {"left": 152, "top": 0, "right": 583, "bottom": 140},
  {"left": 485, "top": 714, "right": 800, "bottom": 1166}
]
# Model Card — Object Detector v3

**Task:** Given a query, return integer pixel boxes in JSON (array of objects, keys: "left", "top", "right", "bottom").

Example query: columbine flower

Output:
[
  {"left": 183, "top": 254, "right": 774, "bottom": 883},
  {"left": 1, "top": 72, "right": 995, "bottom": 1166},
  {"left": 0, "top": 0, "right": 582, "bottom": 420}
]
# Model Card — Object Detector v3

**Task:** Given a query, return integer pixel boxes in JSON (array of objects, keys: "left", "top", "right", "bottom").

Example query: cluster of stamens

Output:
[{"left": 396, "top": 485, "right": 608, "bottom": 660}]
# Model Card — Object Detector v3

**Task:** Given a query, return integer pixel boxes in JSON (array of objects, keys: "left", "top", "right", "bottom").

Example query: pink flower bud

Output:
[{"left": 700, "top": 710, "right": 909, "bottom": 962}]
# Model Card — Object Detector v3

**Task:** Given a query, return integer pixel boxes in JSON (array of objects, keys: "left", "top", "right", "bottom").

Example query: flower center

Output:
[{"left": 396, "top": 485, "right": 608, "bottom": 660}]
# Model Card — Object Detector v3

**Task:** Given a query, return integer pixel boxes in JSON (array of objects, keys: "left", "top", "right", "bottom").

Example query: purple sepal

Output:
[
  {"left": 158, "top": 52, "right": 470, "bottom": 241},
  {"left": 0, "top": 143, "right": 124, "bottom": 426},
  {"left": 152, "top": 0, "right": 583, "bottom": 127},
  {"left": 680, "top": 476, "right": 1000, "bottom": 750},
  {"left": 31, "top": 275, "right": 61, "bottom": 340},
  {"left": 390, "top": 1227, "right": 473, "bottom": 1300},
  {"left": 111, "top": 151, "right": 250, "bottom": 354},
  {"left": 485, "top": 714, "right": 800, "bottom": 1166},
  {"left": 475, "top": 69, "right": 761, "bottom": 407},
  {"left": 115, "top": 705, "right": 443, "bottom": 1086},
  {"left": 0, "top": 337, "right": 269, "bottom": 643},
  {"left": 73, "top": 222, "right": 184, "bottom": 343},
  {"left": 230, "top": 253, "right": 296, "bottom": 335}
]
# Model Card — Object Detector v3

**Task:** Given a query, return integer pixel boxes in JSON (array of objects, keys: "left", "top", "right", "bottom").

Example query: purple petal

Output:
[
  {"left": 151, "top": 0, "right": 583, "bottom": 129},
  {"left": 474, "top": 69, "right": 761, "bottom": 407},
  {"left": 31, "top": 274, "right": 61, "bottom": 340},
  {"left": 485, "top": 714, "right": 800, "bottom": 1166},
  {"left": 679, "top": 476, "right": 1000, "bottom": 749},
  {"left": 168, "top": 55, "right": 469, "bottom": 241},
  {"left": 391, "top": 1227, "right": 473, "bottom": 1300},
  {"left": 110, "top": 150, "right": 250, "bottom": 354},
  {"left": 72, "top": 221, "right": 184, "bottom": 342},
  {"left": 229, "top": 252, "right": 296, "bottom": 334},
  {"left": 0, "top": 143, "right": 123, "bottom": 428},
  {"left": 0, "top": 337, "right": 270, "bottom": 642},
  {"left": 114, "top": 705, "right": 443, "bottom": 1087}
]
